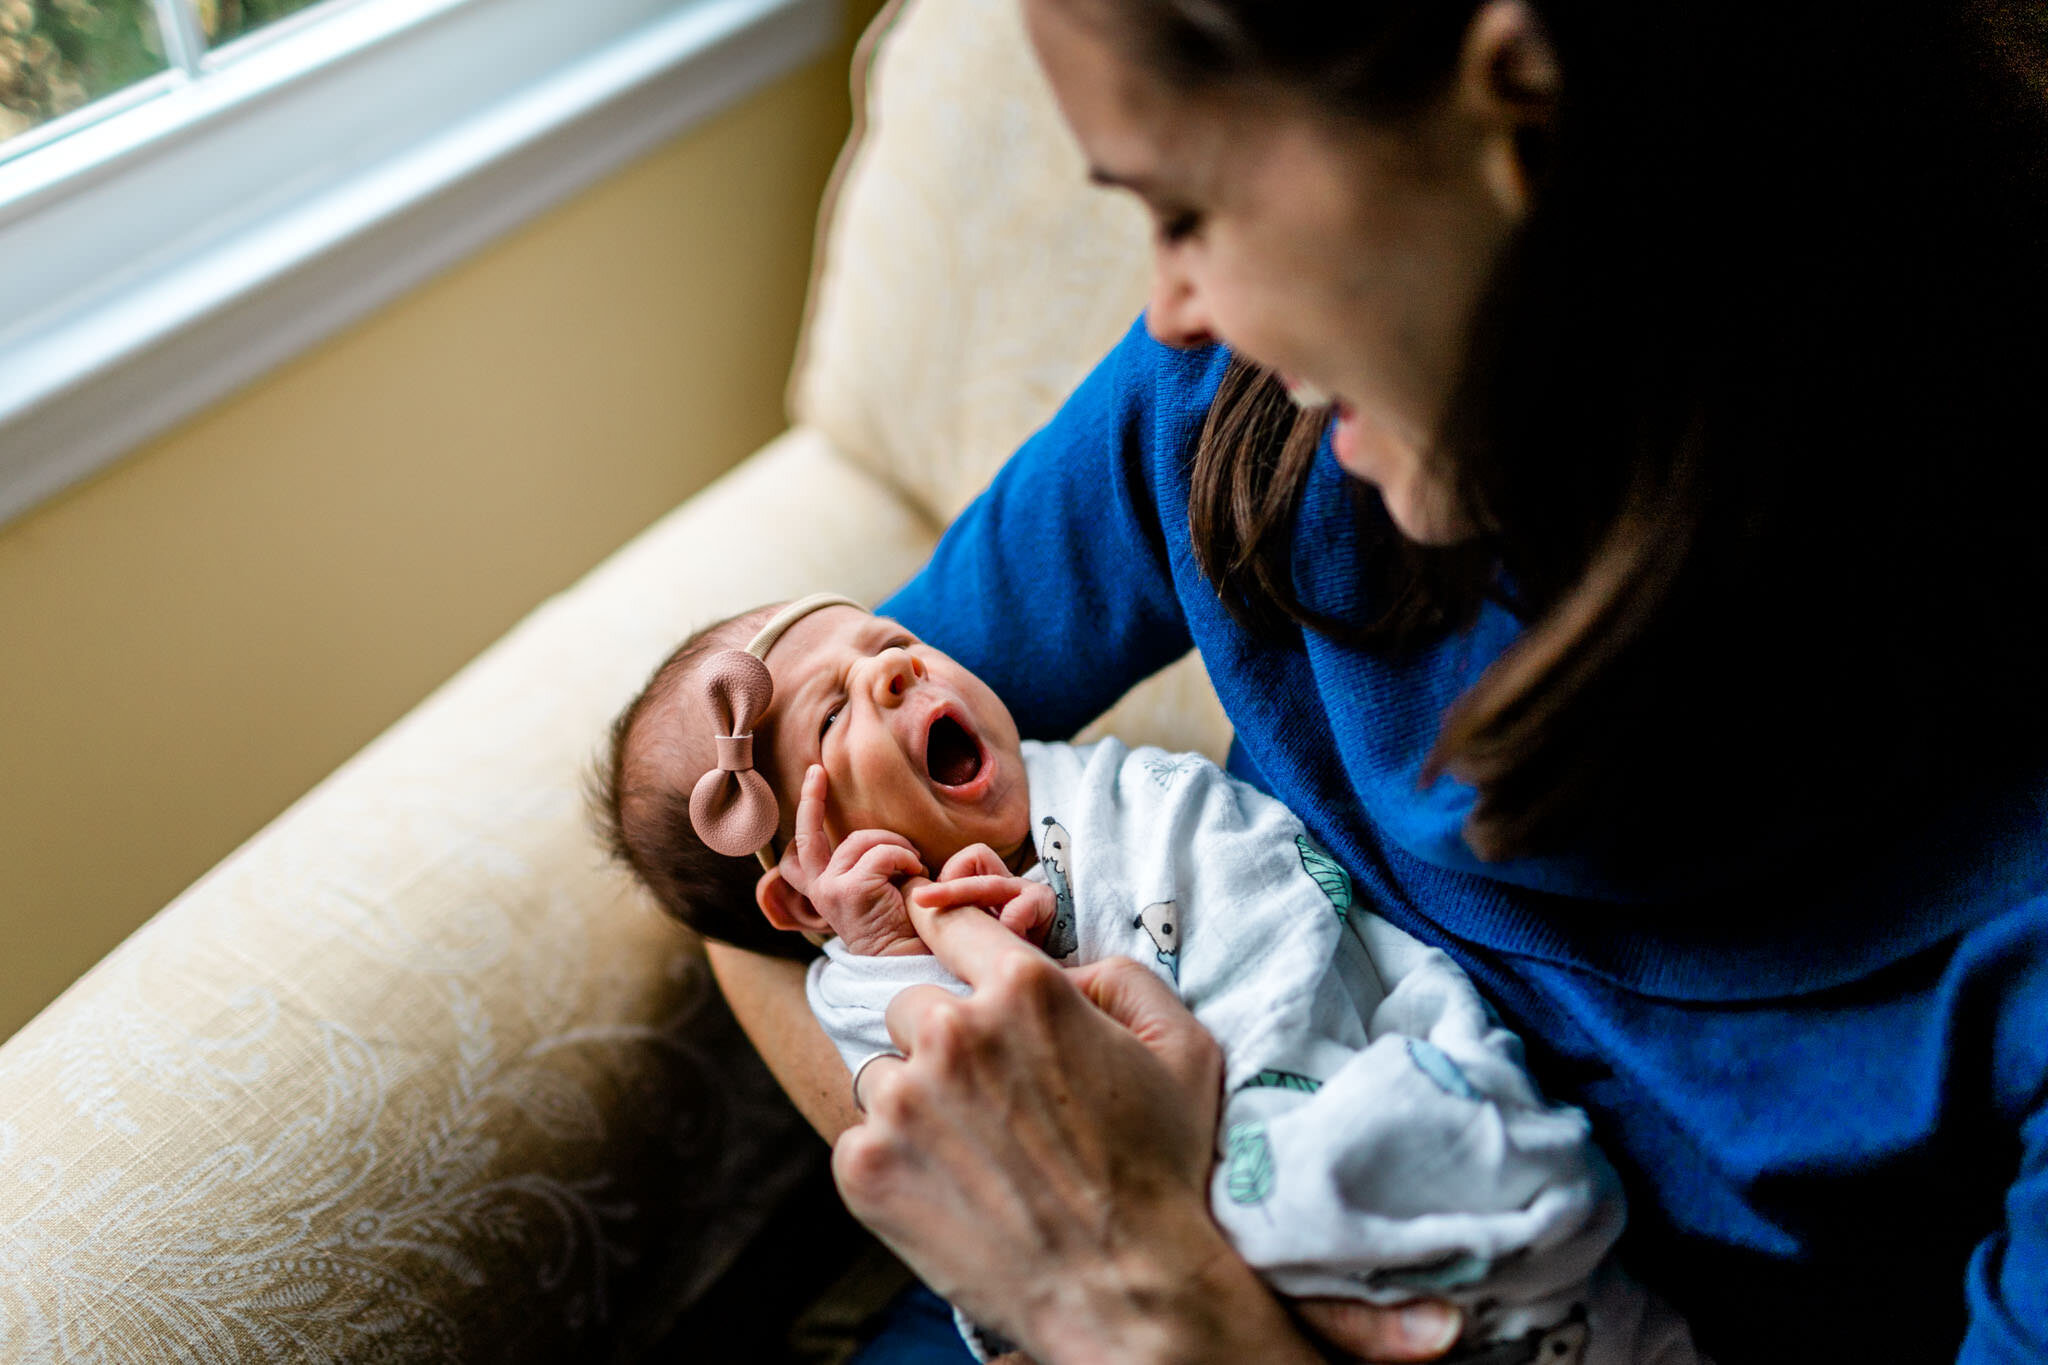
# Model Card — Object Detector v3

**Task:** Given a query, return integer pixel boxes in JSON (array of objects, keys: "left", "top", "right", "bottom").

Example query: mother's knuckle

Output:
[
  {"left": 866, "top": 1071, "right": 925, "bottom": 1126},
  {"left": 1096, "top": 954, "right": 1147, "bottom": 984},
  {"left": 831, "top": 1126, "right": 897, "bottom": 1196},
  {"left": 917, "top": 997, "right": 976, "bottom": 1056},
  {"left": 988, "top": 949, "right": 1062, "bottom": 1003}
]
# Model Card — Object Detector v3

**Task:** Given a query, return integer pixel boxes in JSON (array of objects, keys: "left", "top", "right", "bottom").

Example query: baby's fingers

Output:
[
  {"left": 936, "top": 842, "right": 1010, "bottom": 882},
  {"left": 830, "top": 826, "right": 924, "bottom": 871},
  {"left": 849, "top": 838, "right": 928, "bottom": 886},
  {"left": 786, "top": 765, "right": 835, "bottom": 887},
  {"left": 998, "top": 881, "right": 1057, "bottom": 946}
]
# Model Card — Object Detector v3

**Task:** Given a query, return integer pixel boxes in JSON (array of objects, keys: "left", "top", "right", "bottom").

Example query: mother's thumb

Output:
[{"left": 1071, "top": 957, "right": 1219, "bottom": 1090}]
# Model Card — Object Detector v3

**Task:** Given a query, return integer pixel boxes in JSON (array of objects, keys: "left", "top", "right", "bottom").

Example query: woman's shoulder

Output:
[{"left": 1093, "top": 314, "right": 1236, "bottom": 457}]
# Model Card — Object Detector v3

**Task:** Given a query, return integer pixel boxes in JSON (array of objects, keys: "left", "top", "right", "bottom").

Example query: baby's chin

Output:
[{"left": 926, "top": 821, "right": 1035, "bottom": 877}]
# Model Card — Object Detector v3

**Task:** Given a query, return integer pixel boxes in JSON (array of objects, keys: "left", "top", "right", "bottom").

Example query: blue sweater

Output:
[{"left": 879, "top": 318, "right": 2048, "bottom": 1364}]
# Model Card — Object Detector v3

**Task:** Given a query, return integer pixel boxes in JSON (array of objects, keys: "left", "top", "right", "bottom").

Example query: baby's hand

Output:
[
  {"left": 916, "top": 843, "right": 1057, "bottom": 948},
  {"left": 780, "top": 765, "right": 930, "bottom": 955}
]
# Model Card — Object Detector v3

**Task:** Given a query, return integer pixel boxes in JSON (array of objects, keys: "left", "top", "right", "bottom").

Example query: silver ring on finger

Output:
[{"left": 851, "top": 1050, "right": 905, "bottom": 1115}]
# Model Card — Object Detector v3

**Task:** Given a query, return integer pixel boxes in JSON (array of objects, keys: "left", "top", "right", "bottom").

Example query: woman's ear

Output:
[
  {"left": 1458, "top": 0, "right": 1559, "bottom": 216},
  {"left": 756, "top": 866, "right": 831, "bottom": 934}
]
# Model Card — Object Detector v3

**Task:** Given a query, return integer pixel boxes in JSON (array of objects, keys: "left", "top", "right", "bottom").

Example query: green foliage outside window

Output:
[
  {"left": 1, "top": 0, "right": 326, "bottom": 146},
  {"left": 206, "top": 0, "right": 331, "bottom": 47},
  {"left": 0, "top": 0, "right": 157, "bottom": 142}
]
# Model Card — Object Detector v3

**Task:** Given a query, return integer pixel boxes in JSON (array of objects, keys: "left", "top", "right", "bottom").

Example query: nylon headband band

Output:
[
  {"left": 745, "top": 592, "right": 865, "bottom": 665},
  {"left": 744, "top": 592, "right": 864, "bottom": 870}
]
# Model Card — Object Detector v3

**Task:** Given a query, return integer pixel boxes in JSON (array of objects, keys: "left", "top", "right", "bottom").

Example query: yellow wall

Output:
[{"left": 0, "top": 2, "right": 884, "bottom": 1041}]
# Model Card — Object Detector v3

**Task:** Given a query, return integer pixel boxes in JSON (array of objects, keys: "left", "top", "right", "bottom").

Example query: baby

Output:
[{"left": 598, "top": 593, "right": 1703, "bottom": 1365}]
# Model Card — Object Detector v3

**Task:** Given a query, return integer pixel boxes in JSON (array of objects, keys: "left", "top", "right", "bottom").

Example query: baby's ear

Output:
[{"left": 756, "top": 866, "right": 830, "bottom": 935}]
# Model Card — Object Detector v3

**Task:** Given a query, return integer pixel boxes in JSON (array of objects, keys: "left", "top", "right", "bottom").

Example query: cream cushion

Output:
[
  {"left": 0, "top": 0, "right": 1227, "bottom": 1357},
  {"left": 794, "top": 0, "right": 1154, "bottom": 525}
]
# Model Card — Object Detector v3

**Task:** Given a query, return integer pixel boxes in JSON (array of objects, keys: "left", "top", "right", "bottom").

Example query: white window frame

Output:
[{"left": 0, "top": 0, "right": 838, "bottom": 527}]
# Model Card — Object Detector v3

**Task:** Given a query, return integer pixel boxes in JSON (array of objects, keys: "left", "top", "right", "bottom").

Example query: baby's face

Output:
[{"left": 758, "top": 607, "right": 1031, "bottom": 873}]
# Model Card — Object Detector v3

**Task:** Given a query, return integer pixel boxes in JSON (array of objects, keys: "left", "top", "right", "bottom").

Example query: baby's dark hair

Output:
[{"left": 591, "top": 605, "right": 814, "bottom": 962}]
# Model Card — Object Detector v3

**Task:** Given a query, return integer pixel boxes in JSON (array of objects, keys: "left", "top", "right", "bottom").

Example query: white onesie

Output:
[{"left": 806, "top": 739, "right": 1704, "bottom": 1365}]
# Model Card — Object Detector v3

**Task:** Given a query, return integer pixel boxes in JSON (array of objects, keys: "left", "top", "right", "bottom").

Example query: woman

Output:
[{"left": 711, "top": 0, "right": 2048, "bottom": 1360}]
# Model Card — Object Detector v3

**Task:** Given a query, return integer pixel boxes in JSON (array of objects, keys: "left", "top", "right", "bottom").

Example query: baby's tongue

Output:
[{"left": 927, "top": 715, "right": 982, "bottom": 787}]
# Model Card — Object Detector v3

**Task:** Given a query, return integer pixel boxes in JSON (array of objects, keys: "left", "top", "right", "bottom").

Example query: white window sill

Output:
[{"left": 0, "top": 0, "right": 837, "bottom": 528}]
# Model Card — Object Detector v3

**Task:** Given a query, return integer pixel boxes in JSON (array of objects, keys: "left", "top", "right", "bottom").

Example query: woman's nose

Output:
[
  {"left": 865, "top": 648, "right": 925, "bottom": 706},
  {"left": 1144, "top": 252, "right": 1216, "bottom": 350}
]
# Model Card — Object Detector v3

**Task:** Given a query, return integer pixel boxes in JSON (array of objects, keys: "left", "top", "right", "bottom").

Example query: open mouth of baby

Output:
[{"left": 923, "top": 713, "right": 987, "bottom": 790}]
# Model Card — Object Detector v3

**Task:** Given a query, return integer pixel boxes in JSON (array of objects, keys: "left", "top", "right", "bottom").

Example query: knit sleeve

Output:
[
  {"left": 878, "top": 316, "right": 1228, "bottom": 740},
  {"left": 1960, "top": 1110, "right": 2048, "bottom": 1362},
  {"left": 1957, "top": 907, "right": 2048, "bottom": 1364}
]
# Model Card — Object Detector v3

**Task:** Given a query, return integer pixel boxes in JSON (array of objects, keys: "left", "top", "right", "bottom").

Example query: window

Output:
[{"left": 0, "top": 0, "right": 835, "bottom": 526}]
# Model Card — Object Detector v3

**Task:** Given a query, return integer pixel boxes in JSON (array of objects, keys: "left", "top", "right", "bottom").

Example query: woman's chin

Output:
[
  {"left": 1382, "top": 490, "right": 1469, "bottom": 545},
  {"left": 1347, "top": 456, "right": 1473, "bottom": 546}
]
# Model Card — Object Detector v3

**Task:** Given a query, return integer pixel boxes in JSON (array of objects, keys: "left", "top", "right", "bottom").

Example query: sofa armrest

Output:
[{"left": 0, "top": 429, "right": 940, "bottom": 1363}]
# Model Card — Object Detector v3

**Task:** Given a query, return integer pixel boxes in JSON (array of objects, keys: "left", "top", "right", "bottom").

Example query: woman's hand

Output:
[
  {"left": 830, "top": 896, "right": 1463, "bottom": 1364},
  {"left": 834, "top": 897, "right": 1262, "bottom": 1363}
]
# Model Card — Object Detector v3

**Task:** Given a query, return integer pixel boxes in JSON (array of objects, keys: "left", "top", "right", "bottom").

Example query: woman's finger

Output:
[
  {"left": 1292, "top": 1297, "right": 1463, "bottom": 1362},
  {"left": 879, "top": 982, "right": 967, "bottom": 1057},
  {"left": 1070, "top": 956, "right": 1221, "bottom": 1100},
  {"left": 849, "top": 1051, "right": 908, "bottom": 1116},
  {"left": 913, "top": 874, "right": 1031, "bottom": 911},
  {"left": 908, "top": 893, "right": 1050, "bottom": 989}
]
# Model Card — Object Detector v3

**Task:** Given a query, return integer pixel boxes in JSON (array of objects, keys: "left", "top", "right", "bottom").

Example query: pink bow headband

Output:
[{"left": 686, "top": 593, "right": 863, "bottom": 869}]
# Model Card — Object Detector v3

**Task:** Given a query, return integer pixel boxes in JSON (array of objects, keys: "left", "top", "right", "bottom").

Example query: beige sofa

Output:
[{"left": 0, "top": 0, "right": 1230, "bottom": 1358}]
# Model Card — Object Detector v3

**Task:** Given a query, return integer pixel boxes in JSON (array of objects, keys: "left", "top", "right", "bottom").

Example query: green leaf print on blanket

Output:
[
  {"left": 1236, "top": 1069, "right": 1323, "bottom": 1094},
  {"left": 1224, "top": 1121, "right": 1275, "bottom": 1205},
  {"left": 1295, "top": 835, "right": 1354, "bottom": 922},
  {"left": 1406, "top": 1037, "right": 1481, "bottom": 1101}
]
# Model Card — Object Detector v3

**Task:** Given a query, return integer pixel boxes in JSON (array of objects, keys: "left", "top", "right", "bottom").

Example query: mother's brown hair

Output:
[{"left": 1104, "top": 0, "right": 2048, "bottom": 867}]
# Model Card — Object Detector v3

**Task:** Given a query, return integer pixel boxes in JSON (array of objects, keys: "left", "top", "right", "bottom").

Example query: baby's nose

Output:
[{"left": 869, "top": 648, "right": 924, "bottom": 703}]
